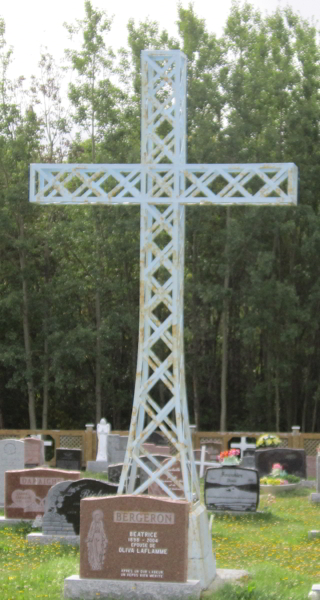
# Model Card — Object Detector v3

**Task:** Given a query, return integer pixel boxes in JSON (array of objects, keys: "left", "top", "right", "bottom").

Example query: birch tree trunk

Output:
[{"left": 220, "top": 207, "right": 230, "bottom": 432}]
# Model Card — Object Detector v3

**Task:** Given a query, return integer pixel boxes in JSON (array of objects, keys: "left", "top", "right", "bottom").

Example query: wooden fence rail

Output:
[{"left": 0, "top": 427, "right": 318, "bottom": 467}]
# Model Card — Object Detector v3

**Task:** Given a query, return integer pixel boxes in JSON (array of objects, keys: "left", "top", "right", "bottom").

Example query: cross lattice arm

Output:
[{"left": 30, "top": 162, "right": 298, "bottom": 205}]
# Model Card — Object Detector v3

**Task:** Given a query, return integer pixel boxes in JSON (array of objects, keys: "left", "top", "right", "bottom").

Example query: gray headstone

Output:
[
  {"left": 203, "top": 441, "right": 222, "bottom": 461},
  {"left": 241, "top": 456, "right": 256, "bottom": 469},
  {"left": 205, "top": 466, "right": 259, "bottom": 512},
  {"left": 0, "top": 439, "right": 24, "bottom": 505},
  {"left": 43, "top": 478, "right": 118, "bottom": 536},
  {"left": 255, "top": 448, "right": 307, "bottom": 478},
  {"left": 243, "top": 449, "right": 256, "bottom": 458},
  {"left": 107, "top": 435, "right": 128, "bottom": 466},
  {"left": 56, "top": 448, "right": 82, "bottom": 471}
]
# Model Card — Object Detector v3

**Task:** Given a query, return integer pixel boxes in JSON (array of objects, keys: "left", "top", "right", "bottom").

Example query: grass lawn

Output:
[{"left": 0, "top": 478, "right": 318, "bottom": 599}]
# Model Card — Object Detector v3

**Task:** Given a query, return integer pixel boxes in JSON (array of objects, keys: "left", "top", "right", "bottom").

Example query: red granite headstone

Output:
[
  {"left": 80, "top": 494, "right": 189, "bottom": 583},
  {"left": 148, "top": 458, "right": 184, "bottom": 497},
  {"left": 142, "top": 444, "right": 170, "bottom": 456},
  {"left": 23, "top": 438, "right": 45, "bottom": 467},
  {"left": 5, "top": 467, "right": 80, "bottom": 519}
]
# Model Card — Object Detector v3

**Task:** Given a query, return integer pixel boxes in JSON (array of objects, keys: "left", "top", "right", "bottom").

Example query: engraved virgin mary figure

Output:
[{"left": 86, "top": 509, "right": 108, "bottom": 570}]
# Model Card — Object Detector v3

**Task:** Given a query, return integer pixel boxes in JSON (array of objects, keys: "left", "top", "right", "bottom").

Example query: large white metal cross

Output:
[{"left": 30, "top": 50, "right": 298, "bottom": 505}]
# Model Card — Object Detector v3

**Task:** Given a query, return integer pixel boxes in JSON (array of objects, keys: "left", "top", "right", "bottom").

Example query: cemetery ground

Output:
[{"left": 0, "top": 474, "right": 318, "bottom": 600}]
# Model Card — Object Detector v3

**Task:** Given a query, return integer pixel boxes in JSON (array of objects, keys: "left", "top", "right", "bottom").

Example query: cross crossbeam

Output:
[
  {"left": 29, "top": 50, "right": 298, "bottom": 505},
  {"left": 30, "top": 162, "right": 297, "bottom": 205}
]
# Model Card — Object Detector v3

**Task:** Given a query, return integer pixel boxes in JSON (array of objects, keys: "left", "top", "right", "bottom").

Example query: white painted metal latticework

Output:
[{"left": 29, "top": 50, "right": 298, "bottom": 506}]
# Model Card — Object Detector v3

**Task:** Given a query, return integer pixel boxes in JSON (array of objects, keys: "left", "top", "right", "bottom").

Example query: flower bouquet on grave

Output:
[
  {"left": 256, "top": 433, "right": 281, "bottom": 448},
  {"left": 260, "top": 463, "right": 300, "bottom": 486},
  {"left": 218, "top": 449, "right": 241, "bottom": 465}
]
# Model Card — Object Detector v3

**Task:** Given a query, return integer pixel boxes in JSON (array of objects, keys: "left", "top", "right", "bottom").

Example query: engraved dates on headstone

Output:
[
  {"left": 5, "top": 467, "right": 80, "bottom": 519},
  {"left": 205, "top": 466, "right": 259, "bottom": 512},
  {"left": 43, "top": 478, "right": 118, "bottom": 536},
  {"left": 80, "top": 495, "right": 189, "bottom": 582},
  {"left": 148, "top": 458, "right": 184, "bottom": 497},
  {"left": 56, "top": 448, "right": 82, "bottom": 471}
]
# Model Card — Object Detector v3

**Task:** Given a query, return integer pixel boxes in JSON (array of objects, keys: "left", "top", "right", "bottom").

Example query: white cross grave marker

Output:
[
  {"left": 30, "top": 50, "right": 297, "bottom": 587},
  {"left": 230, "top": 436, "right": 257, "bottom": 458}
]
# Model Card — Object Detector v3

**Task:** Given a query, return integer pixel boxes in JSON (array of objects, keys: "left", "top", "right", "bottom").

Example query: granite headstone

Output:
[
  {"left": 147, "top": 431, "right": 168, "bottom": 446},
  {"left": 43, "top": 478, "right": 118, "bottom": 536},
  {"left": 148, "top": 458, "right": 184, "bottom": 497},
  {"left": 23, "top": 437, "right": 45, "bottom": 468},
  {"left": 310, "top": 454, "right": 320, "bottom": 502},
  {"left": 203, "top": 441, "right": 222, "bottom": 461},
  {"left": 56, "top": 448, "right": 82, "bottom": 471},
  {"left": 255, "top": 448, "right": 306, "bottom": 478},
  {"left": 205, "top": 466, "right": 259, "bottom": 512},
  {"left": 5, "top": 467, "right": 80, "bottom": 519},
  {"left": 243, "top": 449, "right": 256, "bottom": 458},
  {"left": 79, "top": 494, "right": 189, "bottom": 582},
  {"left": 142, "top": 444, "right": 170, "bottom": 456},
  {"left": 107, "top": 463, "right": 124, "bottom": 484},
  {"left": 107, "top": 454, "right": 170, "bottom": 488},
  {"left": 0, "top": 439, "right": 24, "bottom": 505},
  {"left": 241, "top": 455, "right": 256, "bottom": 469},
  {"left": 107, "top": 435, "right": 128, "bottom": 466}
]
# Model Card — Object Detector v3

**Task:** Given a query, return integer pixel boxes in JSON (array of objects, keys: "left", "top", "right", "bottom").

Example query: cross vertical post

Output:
[{"left": 118, "top": 51, "right": 198, "bottom": 503}]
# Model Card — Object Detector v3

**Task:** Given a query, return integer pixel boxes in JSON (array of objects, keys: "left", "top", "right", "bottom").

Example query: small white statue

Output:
[{"left": 96, "top": 418, "right": 111, "bottom": 462}]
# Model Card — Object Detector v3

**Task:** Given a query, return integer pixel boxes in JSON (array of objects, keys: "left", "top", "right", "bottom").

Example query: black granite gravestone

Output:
[
  {"left": 42, "top": 478, "right": 118, "bottom": 536},
  {"left": 107, "top": 463, "right": 123, "bottom": 483},
  {"left": 255, "top": 448, "right": 306, "bottom": 478},
  {"left": 147, "top": 431, "right": 168, "bottom": 445},
  {"left": 56, "top": 448, "right": 82, "bottom": 471},
  {"left": 205, "top": 466, "right": 259, "bottom": 512}
]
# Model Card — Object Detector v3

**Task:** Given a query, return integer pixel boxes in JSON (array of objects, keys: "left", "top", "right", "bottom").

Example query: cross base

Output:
[{"left": 188, "top": 502, "right": 216, "bottom": 589}]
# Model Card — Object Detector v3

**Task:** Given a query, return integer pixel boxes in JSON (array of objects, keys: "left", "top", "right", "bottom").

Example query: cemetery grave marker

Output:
[
  {"left": 27, "top": 478, "right": 118, "bottom": 545},
  {"left": 241, "top": 455, "right": 256, "bottom": 469},
  {"left": 96, "top": 419, "right": 111, "bottom": 461},
  {"left": 142, "top": 443, "right": 170, "bottom": 456},
  {"left": 56, "top": 448, "right": 82, "bottom": 470},
  {"left": 23, "top": 437, "right": 45, "bottom": 468},
  {"left": 0, "top": 439, "right": 24, "bottom": 505},
  {"left": 87, "top": 419, "right": 111, "bottom": 472},
  {"left": 107, "top": 463, "right": 125, "bottom": 484},
  {"left": 310, "top": 454, "right": 320, "bottom": 503},
  {"left": 107, "top": 454, "right": 169, "bottom": 487},
  {"left": 205, "top": 466, "right": 259, "bottom": 512},
  {"left": 230, "top": 436, "right": 256, "bottom": 458},
  {"left": 148, "top": 458, "right": 184, "bottom": 497},
  {"left": 107, "top": 434, "right": 128, "bottom": 467},
  {"left": 255, "top": 448, "right": 306, "bottom": 478},
  {"left": 79, "top": 495, "right": 189, "bottom": 582},
  {"left": 5, "top": 467, "right": 80, "bottom": 519}
]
